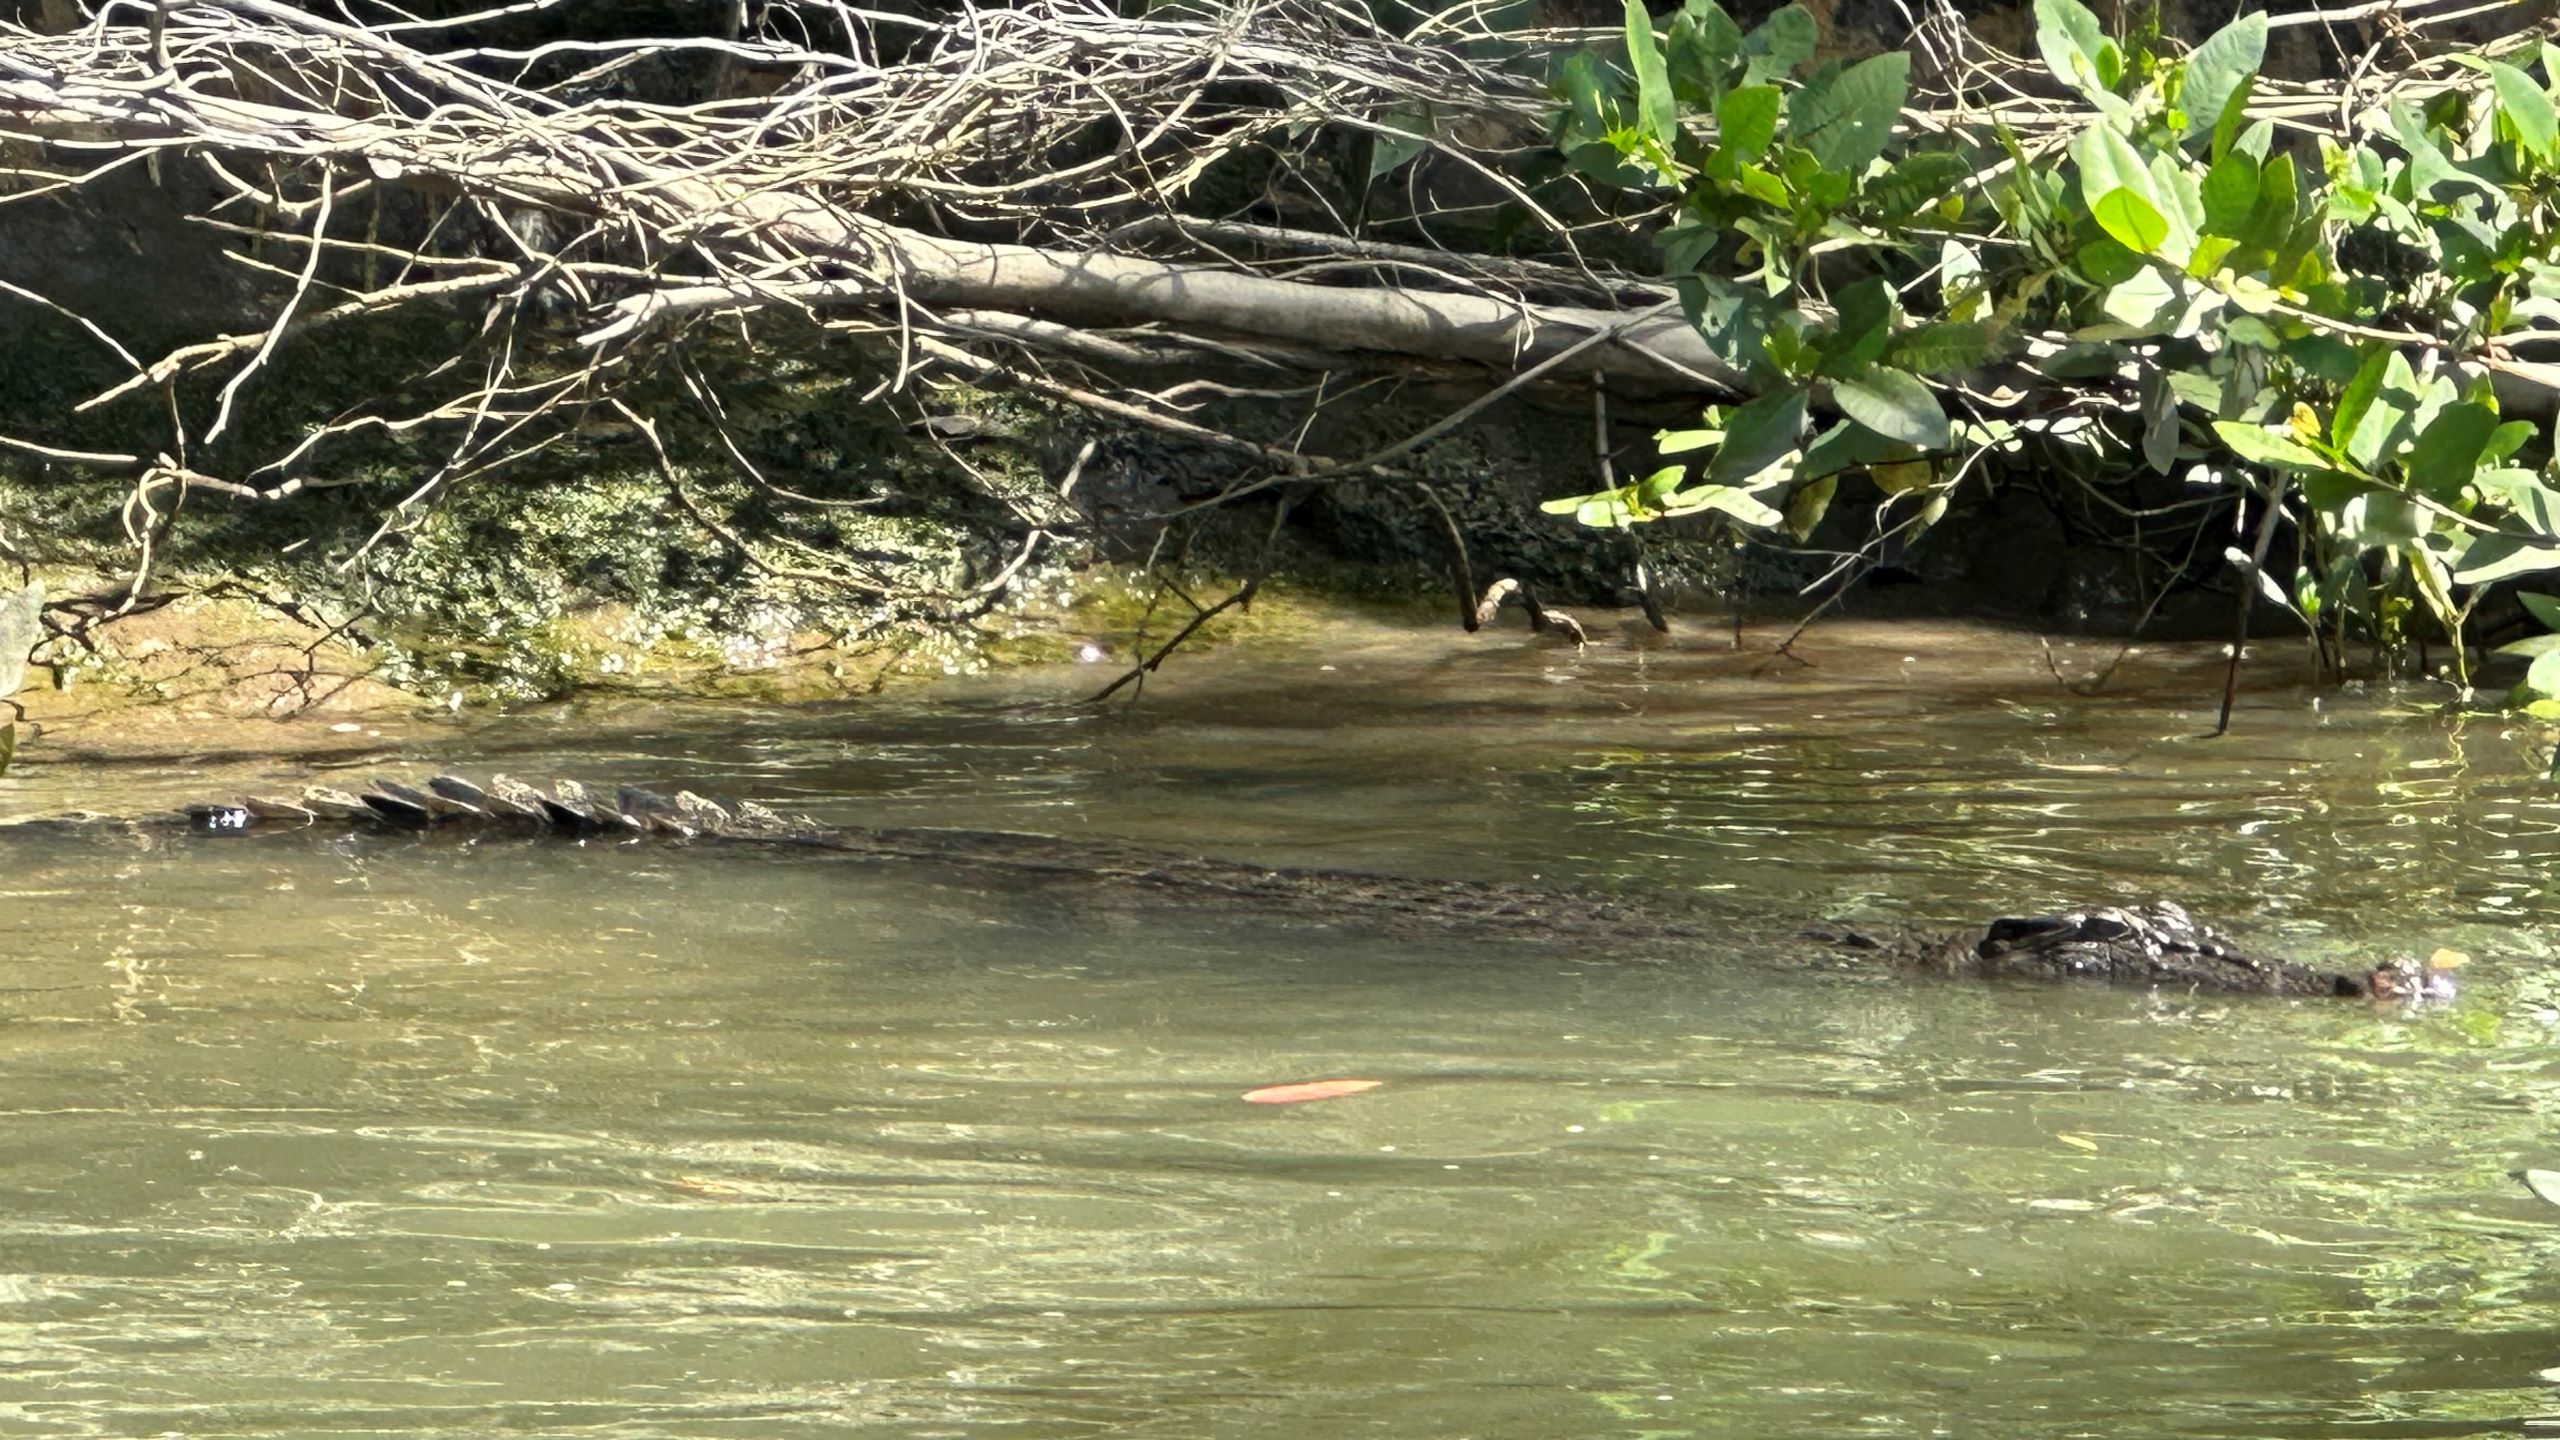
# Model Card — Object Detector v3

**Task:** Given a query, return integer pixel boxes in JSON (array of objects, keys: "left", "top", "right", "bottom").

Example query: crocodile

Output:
[
  {"left": 1817, "top": 901, "right": 2455, "bottom": 1001},
  {"left": 158, "top": 773, "right": 2451, "bottom": 1001}
]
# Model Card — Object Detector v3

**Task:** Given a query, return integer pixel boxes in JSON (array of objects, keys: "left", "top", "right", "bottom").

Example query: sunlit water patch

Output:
[{"left": 7, "top": 619, "right": 2560, "bottom": 1437}]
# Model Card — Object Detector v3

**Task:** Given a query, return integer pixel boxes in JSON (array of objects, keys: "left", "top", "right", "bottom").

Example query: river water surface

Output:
[{"left": 7, "top": 617, "right": 2560, "bottom": 1438}]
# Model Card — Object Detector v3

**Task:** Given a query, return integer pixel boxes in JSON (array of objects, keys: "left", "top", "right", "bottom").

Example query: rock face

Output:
[{"left": 163, "top": 774, "right": 2445, "bottom": 1000}]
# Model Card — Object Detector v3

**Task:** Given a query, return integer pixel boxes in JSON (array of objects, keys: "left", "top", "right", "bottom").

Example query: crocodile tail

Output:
[{"left": 187, "top": 774, "right": 798, "bottom": 842}]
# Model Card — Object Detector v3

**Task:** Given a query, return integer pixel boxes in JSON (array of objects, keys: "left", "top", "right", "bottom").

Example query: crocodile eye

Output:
[
  {"left": 1985, "top": 916, "right": 2075, "bottom": 947},
  {"left": 188, "top": 805, "right": 255, "bottom": 834}
]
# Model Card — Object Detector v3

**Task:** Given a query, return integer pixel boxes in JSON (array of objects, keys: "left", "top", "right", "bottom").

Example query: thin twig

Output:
[
  {"left": 2215, "top": 477, "right": 2292, "bottom": 738},
  {"left": 1412, "top": 480, "right": 1477, "bottom": 631}
]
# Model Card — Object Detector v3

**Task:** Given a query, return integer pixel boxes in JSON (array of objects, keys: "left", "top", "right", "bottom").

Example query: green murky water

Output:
[{"left": 8, "top": 618, "right": 2560, "bottom": 1438}]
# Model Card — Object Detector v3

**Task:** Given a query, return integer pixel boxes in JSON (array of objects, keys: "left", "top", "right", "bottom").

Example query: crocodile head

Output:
[
  {"left": 1973, "top": 901, "right": 2241, "bottom": 981},
  {"left": 2365, "top": 954, "right": 2461, "bottom": 1003},
  {"left": 1967, "top": 901, "right": 2458, "bottom": 1000}
]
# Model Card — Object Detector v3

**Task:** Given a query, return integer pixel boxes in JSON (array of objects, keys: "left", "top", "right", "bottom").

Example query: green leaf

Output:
[
  {"left": 1665, "top": 7, "right": 1739, "bottom": 108},
  {"left": 2142, "top": 365, "right": 2179, "bottom": 475},
  {"left": 2406, "top": 402, "right": 2500, "bottom": 499},
  {"left": 1555, "top": 51, "right": 1611, "bottom": 138},
  {"left": 1659, "top": 217, "right": 1718, "bottom": 275},
  {"left": 2520, "top": 592, "right": 2560, "bottom": 631},
  {"left": 1736, "top": 164, "right": 1789, "bottom": 206},
  {"left": 2492, "top": 60, "right": 2560, "bottom": 162},
  {"left": 2090, "top": 187, "right": 2170, "bottom": 254},
  {"left": 2408, "top": 541, "right": 2461, "bottom": 630},
  {"left": 2455, "top": 534, "right": 2560, "bottom": 584},
  {"left": 2232, "top": 117, "right": 2274, "bottom": 162},
  {"left": 1738, "top": 4, "right": 1814, "bottom": 85},
  {"left": 1885, "top": 320, "right": 1998, "bottom": 375},
  {"left": 2298, "top": 469, "right": 2368, "bottom": 512},
  {"left": 1707, "top": 387, "right": 1810, "bottom": 485},
  {"left": 1713, "top": 84, "right": 1781, "bottom": 168},
  {"left": 2074, "top": 123, "right": 2158, "bottom": 223},
  {"left": 2528, "top": 647, "right": 2560, "bottom": 699},
  {"left": 2224, "top": 312, "right": 2280, "bottom": 348},
  {"left": 2200, "top": 150, "right": 2260, "bottom": 237},
  {"left": 2164, "top": 367, "right": 2226, "bottom": 413},
  {"left": 2044, "top": 341, "right": 2134, "bottom": 379},
  {"left": 2147, "top": 152, "right": 2206, "bottom": 261},
  {"left": 2284, "top": 335, "right": 2362, "bottom": 388},
  {"left": 1833, "top": 365, "right": 1949, "bottom": 449},
  {"left": 1801, "top": 419, "right": 1918, "bottom": 478},
  {"left": 2331, "top": 346, "right": 2390, "bottom": 456},
  {"left": 1661, "top": 483, "right": 1785, "bottom": 527},
  {"left": 2496, "top": 631, "right": 2560, "bottom": 659},
  {"left": 2218, "top": 273, "right": 2282, "bottom": 316},
  {"left": 2213, "top": 420, "right": 2336, "bottom": 472},
  {"left": 1679, "top": 277, "right": 1779, "bottom": 374},
  {"left": 2242, "top": 152, "right": 2298, "bottom": 251},
  {"left": 2485, "top": 422, "right": 2534, "bottom": 463},
  {"left": 2339, "top": 490, "right": 2424, "bottom": 546},
  {"left": 2180, "top": 12, "right": 2266, "bottom": 151},
  {"left": 1576, "top": 494, "right": 1635, "bottom": 526},
  {"left": 1761, "top": 312, "right": 1813, "bottom": 374},
  {"left": 2034, "top": 0, "right": 2113, "bottom": 98},
  {"left": 2210, "top": 73, "right": 2256, "bottom": 159},
  {"left": 1823, "top": 276, "right": 1896, "bottom": 374},
  {"left": 2389, "top": 102, "right": 2470, "bottom": 201},
  {"left": 2075, "top": 232, "right": 2142, "bottom": 286},
  {"left": 2097, "top": 266, "right": 2179, "bottom": 331},
  {"left": 1637, "top": 464, "right": 1686, "bottom": 504},
  {"left": 2478, "top": 468, "right": 2560, "bottom": 534},
  {"left": 1868, "top": 151, "right": 1971, "bottom": 218},
  {"left": 1785, "top": 473, "right": 1837, "bottom": 540},
  {"left": 1624, "top": 0, "right": 1677, "bottom": 152},
  {"left": 1790, "top": 50, "right": 1910, "bottom": 176},
  {"left": 1550, "top": 482, "right": 1630, "bottom": 522},
  {"left": 1368, "top": 111, "right": 1431, "bottom": 184},
  {"left": 2343, "top": 351, "right": 2417, "bottom": 470}
]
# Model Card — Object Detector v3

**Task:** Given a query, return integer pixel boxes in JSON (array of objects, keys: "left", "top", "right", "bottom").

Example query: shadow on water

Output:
[{"left": 7, "top": 618, "right": 2560, "bottom": 1436}]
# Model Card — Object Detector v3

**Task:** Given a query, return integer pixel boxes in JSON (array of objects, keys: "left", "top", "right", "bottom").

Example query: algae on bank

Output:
[
  {"left": 0, "top": 582, "right": 34, "bottom": 700},
  {"left": 0, "top": 582, "right": 35, "bottom": 776}
]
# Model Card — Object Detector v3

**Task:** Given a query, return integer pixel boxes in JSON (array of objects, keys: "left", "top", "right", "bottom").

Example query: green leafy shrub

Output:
[{"left": 1546, "top": 0, "right": 2560, "bottom": 701}]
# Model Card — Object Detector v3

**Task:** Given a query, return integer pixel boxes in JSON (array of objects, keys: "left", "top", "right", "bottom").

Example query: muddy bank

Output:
[
  {"left": 0, "top": 573, "right": 1434, "bottom": 766},
  {"left": 0, "top": 591, "right": 2380, "bottom": 798}
]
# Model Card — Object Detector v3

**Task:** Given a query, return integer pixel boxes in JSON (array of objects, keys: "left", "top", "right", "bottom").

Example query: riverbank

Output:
[
  {"left": 0, "top": 582, "right": 2438, "bottom": 832},
  {"left": 0, "top": 561, "right": 1333, "bottom": 764},
  {"left": 2, "top": 558, "right": 2440, "bottom": 778}
]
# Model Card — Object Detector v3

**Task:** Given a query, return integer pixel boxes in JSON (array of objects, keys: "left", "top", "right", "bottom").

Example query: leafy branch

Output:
[{"left": 1544, "top": 0, "right": 2560, "bottom": 706}]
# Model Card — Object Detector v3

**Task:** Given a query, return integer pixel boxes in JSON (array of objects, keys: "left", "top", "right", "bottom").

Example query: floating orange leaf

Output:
[{"left": 1242, "top": 1078, "right": 1384, "bottom": 1105}]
